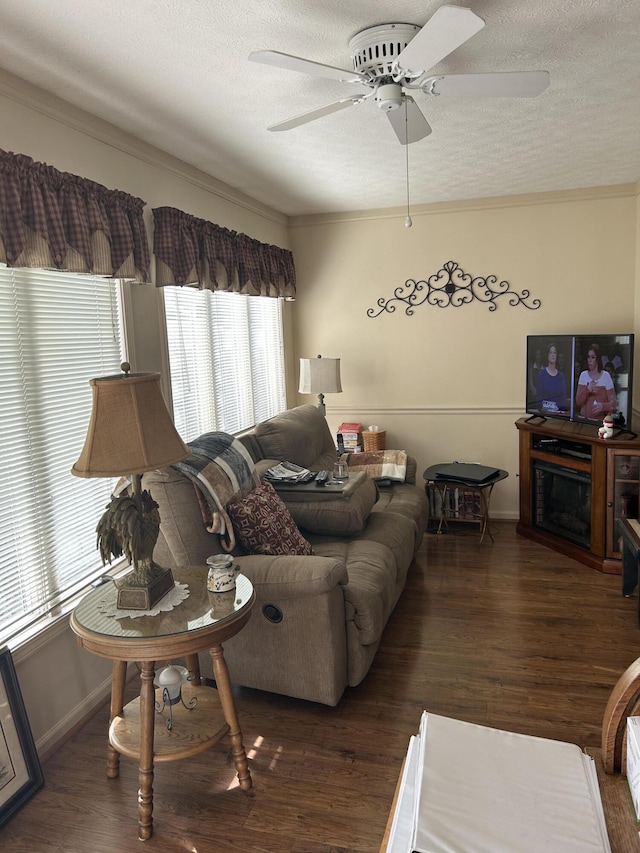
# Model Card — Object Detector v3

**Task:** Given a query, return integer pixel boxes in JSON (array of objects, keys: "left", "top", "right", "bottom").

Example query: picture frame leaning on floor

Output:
[{"left": 0, "top": 645, "right": 44, "bottom": 828}]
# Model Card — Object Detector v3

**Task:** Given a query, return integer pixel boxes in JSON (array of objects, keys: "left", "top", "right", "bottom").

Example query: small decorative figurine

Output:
[{"left": 598, "top": 414, "right": 615, "bottom": 440}]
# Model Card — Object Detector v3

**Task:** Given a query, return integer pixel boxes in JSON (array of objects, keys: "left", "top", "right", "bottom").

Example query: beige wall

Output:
[
  {"left": 636, "top": 191, "right": 640, "bottom": 380},
  {"left": 1, "top": 68, "right": 639, "bottom": 754},
  {"left": 290, "top": 187, "right": 639, "bottom": 516}
]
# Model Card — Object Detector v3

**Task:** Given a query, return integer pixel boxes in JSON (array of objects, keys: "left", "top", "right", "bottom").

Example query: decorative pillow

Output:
[{"left": 227, "top": 481, "right": 313, "bottom": 556}]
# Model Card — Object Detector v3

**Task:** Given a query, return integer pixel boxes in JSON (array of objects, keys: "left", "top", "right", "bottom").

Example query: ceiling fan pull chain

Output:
[{"left": 405, "top": 100, "right": 412, "bottom": 229}]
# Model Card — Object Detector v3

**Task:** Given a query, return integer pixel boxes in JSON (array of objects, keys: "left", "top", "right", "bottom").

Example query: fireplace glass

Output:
[{"left": 533, "top": 460, "right": 591, "bottom": 550}]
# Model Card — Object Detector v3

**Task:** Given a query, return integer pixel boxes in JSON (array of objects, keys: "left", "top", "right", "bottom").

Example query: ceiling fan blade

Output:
[
  {"left": 249, "top": 50, "right": 366, "bottom": 84},
  {"left": 267, "top": 98, "right": 360, "bottom": 132},
  {"left": 395, "top": 6, "right": 485, "bottom": 78},
  {"left": 386, "top": 97, "right": 432, "bottom": 145},
  {"left": 424, "top": 71, "right": 550, "bottom": 97}
]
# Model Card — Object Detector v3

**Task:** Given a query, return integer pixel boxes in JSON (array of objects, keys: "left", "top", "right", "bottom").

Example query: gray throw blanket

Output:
[{"left": 173, "top": 432, "right": 259, "bottom": 552}]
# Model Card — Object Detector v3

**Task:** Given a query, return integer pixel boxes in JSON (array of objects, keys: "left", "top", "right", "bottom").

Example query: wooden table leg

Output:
[
  {"left": 185, "top": 653, "right": 201, "bottom": 686},
  {"left": 210, "top": 644, "right": 252, "bottom": 791},
  {"left": 478, "top": 486, "right": 492, "bottom": 544},
  {"left": 107, "top": 659, "right": 127, "bottom": 778},
  {"left": 138, "top": 661, "right": 156, "bottom": 841}
]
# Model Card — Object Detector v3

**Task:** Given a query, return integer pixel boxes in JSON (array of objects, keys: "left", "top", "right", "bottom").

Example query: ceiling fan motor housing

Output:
[{"left": 349, "top": 23, "right": 420, "bottom": 80}]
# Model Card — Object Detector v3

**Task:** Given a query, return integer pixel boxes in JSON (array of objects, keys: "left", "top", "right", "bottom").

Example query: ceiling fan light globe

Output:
[{"left": 375, "top": 83, "right": 403, "bottom": 111}]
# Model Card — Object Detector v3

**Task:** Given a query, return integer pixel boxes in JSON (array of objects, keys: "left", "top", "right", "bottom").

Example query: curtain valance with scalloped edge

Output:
[
  {"left": 0, "top": 150, "right": 151, "bottom": 282},
  {"left": 152, "top": 206, "right": 296, "bottom": 299}
]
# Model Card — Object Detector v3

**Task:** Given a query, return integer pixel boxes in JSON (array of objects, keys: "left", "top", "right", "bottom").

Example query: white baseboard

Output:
[{"left": 36, "top": 663, "right": 136, "bottom": 760}]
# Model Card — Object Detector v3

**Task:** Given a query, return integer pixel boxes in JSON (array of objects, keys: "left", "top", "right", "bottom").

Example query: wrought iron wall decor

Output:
[{"left": 367, "top": 260, "right": 541, "bottom": 317}]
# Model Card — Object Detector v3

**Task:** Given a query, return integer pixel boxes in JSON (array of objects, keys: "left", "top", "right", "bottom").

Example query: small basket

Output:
[{"left": 363, "top": 430, "right": 386, "bottom": 451}]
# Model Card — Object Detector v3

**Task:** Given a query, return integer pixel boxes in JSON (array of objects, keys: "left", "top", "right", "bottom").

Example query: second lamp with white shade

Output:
[{"left": 298, "top": 355, "right": 342, "bottom": 415}]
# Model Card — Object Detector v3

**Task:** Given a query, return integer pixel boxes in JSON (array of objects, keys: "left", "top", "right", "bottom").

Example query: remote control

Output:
[{"left": 315, "top": 470, "right": 329, "bottom": 486}]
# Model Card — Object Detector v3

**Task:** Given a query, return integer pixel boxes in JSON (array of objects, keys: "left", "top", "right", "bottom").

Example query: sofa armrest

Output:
[
  {"left": 405, "top": 454, "right": 417, "bottom": 485},
  {"left": 233, "top": 554, "right": 347, "bottom": 600},
  {"left": 220, "top": 553, "right": 350, "bottom": 705}
]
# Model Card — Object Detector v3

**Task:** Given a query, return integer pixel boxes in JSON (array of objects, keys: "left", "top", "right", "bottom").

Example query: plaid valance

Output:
[
  {"left": 0, "top": 150, "right": 150, "bottom": 282},
  {"left": 153, "top": 206, "right": 296, "bottom": 299}
]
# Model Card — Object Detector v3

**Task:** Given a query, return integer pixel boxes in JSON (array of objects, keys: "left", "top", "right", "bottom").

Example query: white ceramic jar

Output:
[{"left": 206, "top": 553, "right": 237, "bottom": 593}]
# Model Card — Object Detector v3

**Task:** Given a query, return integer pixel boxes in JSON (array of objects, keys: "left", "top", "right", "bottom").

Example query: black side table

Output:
[{"left": 423, "top": 463, "right": 508, "bottom": 543}]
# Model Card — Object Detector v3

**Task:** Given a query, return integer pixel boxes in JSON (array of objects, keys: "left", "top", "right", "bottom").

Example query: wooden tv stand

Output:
[{"left": 515, "top": 417, "right": 639, "bottom": 574}]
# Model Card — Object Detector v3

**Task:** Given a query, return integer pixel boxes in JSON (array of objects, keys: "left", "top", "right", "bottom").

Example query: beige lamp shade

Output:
[
  {"left": 298, "top": 356, "right": 342, "bottom": 395},
  {"left": 71, "top": 370, "right": 189, "bottom": 478}
]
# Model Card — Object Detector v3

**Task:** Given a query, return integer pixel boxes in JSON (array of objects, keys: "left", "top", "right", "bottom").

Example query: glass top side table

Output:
[{"left": 70, "top": 566, "right": 255, "bottom": 841}]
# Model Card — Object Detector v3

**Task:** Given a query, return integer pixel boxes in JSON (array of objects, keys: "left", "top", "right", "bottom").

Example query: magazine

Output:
[{"left": 265, "top": 461, "right": 313, "bottom": 482}]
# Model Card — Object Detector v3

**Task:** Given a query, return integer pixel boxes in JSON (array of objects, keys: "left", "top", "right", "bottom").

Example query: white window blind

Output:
[
  {"left": 0, "top": 266, "right": 125, "bottom": 644},
  {"left": 163, "top": 288, "right": 286, "bottom": 440}
]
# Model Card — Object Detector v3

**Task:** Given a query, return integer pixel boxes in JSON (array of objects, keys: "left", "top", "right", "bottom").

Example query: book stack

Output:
[
  {"left": 337, "top": 422, "right": 363, "bottom": 454},
  {"left": 385, "top": 712, "right": 611, "bottom": 853}
]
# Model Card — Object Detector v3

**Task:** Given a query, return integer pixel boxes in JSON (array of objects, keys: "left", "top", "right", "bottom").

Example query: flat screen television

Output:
[{"left": 526, "top": 334, "right": 634, "bottom": 429}]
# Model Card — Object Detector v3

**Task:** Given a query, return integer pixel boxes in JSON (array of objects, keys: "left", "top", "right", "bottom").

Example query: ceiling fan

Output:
[{"left": 249, "top": 5, "right": 549, "bottom": 145}]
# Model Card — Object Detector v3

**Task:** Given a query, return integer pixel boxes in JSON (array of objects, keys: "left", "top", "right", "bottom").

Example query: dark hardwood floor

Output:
[{"left": 3, "top": 521, "right": 640, "bottom": 852}]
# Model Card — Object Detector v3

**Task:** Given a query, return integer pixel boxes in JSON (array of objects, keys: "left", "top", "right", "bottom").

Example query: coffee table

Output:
[
  {"left": 423, "top": 463, "right": 508, "bottom": 543},
  {"left": 70, "top": 566, "right": 255, "bottom": 840}
]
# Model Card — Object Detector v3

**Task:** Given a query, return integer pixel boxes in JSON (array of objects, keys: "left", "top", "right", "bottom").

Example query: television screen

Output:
[
  {"left": 526, "top": 335, "right": 573, "bottom": 419},
  {"left": 572, "top": 334, "right": 633, "bottom": 427},
  {"left": 526, "top": 334, "right": 634, "bottom": 429}
]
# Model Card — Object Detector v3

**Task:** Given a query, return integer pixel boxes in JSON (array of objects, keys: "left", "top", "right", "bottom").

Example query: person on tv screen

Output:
[
  {"left": 536, "top": 343, "right": 569, "bottom": 414},
  {"left": 575, "top": 343, "right": 617, "bottom": 420}
]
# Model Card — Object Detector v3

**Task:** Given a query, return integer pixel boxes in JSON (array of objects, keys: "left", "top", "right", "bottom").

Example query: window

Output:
[
  {"left": 164, "top": 288, "right": 286, "bottom": 440},
  {"left": 0, "top": 266, "right": 125, "bottom": 645}
]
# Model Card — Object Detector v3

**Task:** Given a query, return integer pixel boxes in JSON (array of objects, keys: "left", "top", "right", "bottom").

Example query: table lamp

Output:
[
  {"left": 71, "top": 364, "right": 189, "bottom": 610},
  {"left": 298, "top": 354, "right": 342, "bottom": 415}
]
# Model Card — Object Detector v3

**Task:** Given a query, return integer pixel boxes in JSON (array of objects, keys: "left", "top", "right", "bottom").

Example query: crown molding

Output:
[{"left": 0, "top": 68, "right": 288, "bottom": 228}]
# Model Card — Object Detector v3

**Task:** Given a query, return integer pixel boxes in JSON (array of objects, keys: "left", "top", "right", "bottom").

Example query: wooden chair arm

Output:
[{"left": 602, "top": 656, "right": 640, "bottom": 773}]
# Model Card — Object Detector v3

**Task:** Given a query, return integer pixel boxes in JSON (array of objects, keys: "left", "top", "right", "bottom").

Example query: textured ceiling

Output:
[{"left": 1, "top": 0, "right": 639, "bottom": 216}]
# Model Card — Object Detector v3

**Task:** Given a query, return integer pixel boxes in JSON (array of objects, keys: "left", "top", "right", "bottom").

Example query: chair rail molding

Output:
[
  {"left": 326, "top": 405, "right": 524, "bottom": 417},
  {"left": 367, "top": 260, "right": 541, "bottom": 317}
]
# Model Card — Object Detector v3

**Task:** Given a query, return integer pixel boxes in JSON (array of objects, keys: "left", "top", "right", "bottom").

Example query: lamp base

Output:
[{"left": 116, "top": 565, "right": 175, "bottom": 611}]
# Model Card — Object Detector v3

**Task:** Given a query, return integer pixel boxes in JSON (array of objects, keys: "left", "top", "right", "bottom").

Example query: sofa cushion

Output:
[
  {"left": 279, "top": 473, "right": 378, "bottom": 536},
  {"left": 310, "top": 538, "right": 398, "bottom": 646},
  {"left": 371, "top": 482, "right": 429, "bottom": 550},
  {"left": 227, "top": 481, "right": 313, "bottom": 556},
  {"left": 252, "top": 405, "right": 337, "bottom": 471},
  {"left": 144, "top": 466, "right": 226, "bottom": 567}
]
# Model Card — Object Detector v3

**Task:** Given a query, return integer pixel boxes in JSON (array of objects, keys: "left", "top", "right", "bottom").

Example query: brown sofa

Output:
[{"left": 144, "top": 405, "right": 428, "bottom": 705}]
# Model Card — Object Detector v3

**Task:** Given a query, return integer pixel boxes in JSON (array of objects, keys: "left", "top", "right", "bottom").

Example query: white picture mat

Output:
[{"left": 0, "top": 675, "right": 30, "bottom": 804}]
